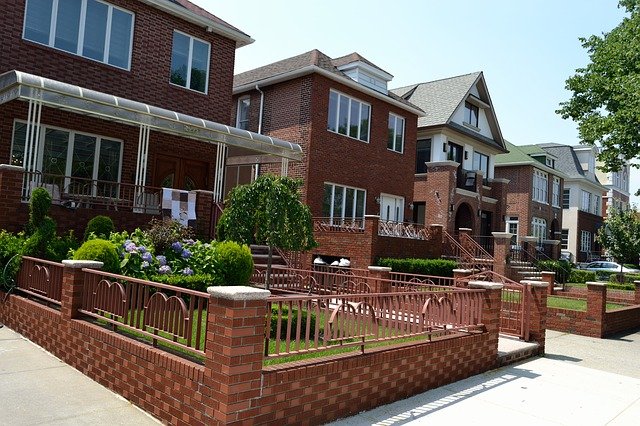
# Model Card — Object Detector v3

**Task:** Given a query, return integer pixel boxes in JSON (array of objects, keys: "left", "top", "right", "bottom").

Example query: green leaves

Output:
[{"left": 596, "top": 207, "right": 640, "bottom": 265}]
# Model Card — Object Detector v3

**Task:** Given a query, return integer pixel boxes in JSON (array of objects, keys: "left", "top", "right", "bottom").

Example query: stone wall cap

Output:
[
  {"left": 368, "top": 266, "right": 392, "bottom": 272},
  {"left": 208, "top": 286, "right": 271, "bottom": 300},
  {"left": 426, "top": 160, "right": 459, "bottom": 168},
  {"left": 429, "top": 224, "right": 444, "bottom": 228},
  {"left": 543, "top": 239, "right": 561, "bottom": 246},
  {"left": 521, "top": 280, "right": 548, "bottom": 288},
  {"left": 491, "top": 232, "right": 513, "bottom": 239},
  {"left": 0, "top": 164, "right": 24, "bottom": 172},
  {"left": 458, "top": 228, "right": 472, "bottom": 232},
  {"left": 490, "top": 177, "right": 510, "bottom": 184},
  {"left": 62, "top": 260, "right": 104, "bottom": 269},
  {"left": 468, "top": 281, "right": 503, "bottom": 290},
  {"left": 634, "top": 280, "right": 640, "bottom": 285},
  {"left": 453, "top": 269, "right": 473, "bottom": 273},
  {"left": 540, "top": 271, "right": 556, "bottom": 276},
  {"left": 364, "top": 214, "right": 380, "bottom": 219},
  {"left": 522, "top": 236, "right": 538, "bottom": 242},
  {"left": 586, "top": 281, "right": 607, "bottom": 287}
]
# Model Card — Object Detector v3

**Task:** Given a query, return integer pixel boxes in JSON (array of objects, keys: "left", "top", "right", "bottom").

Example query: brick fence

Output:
[
  {"left": 546, "top": 281, "right": 640, "bottom": 338},
  {"left": 0, "top": 259, "right": 542, "bottom": 425}
]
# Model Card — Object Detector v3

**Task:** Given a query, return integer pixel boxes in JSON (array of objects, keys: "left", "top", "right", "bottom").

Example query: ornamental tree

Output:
[
  {"left": 557, "top": 0, "right": 640, "bottom": 194},
  {"left": 596, "top": 207, "right": 640, "bottom": 267},
  {"left": 217, "top": 174, "right": 317, "bottom": 288}
]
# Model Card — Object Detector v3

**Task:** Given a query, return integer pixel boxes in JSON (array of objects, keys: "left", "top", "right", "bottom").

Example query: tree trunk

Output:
[{"left": 265, "top": 244, "right": 273, "bottom": 290}]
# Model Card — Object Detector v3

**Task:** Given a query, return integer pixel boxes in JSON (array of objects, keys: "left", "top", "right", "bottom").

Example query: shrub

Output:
[
  {"left": 537, "top": 260, "right": 571, "bottom": 284},
  {"left": 73, "top": 239, "right": 120, "bottom": 273},
  {"left": 211, "top": 241, "right": 254, "bottom": 286},
  {"left": 568, "top": 269, "right": 597, "bottom": 284},
  {"left": 22, "top": 216, "right": 56, "bottom": 259},
  {"left": 269, "top": 306, "right": 317, "bottom": 340},
  {"left": 144, "top": 218, "right": 194, "bottom": 253},
  {"left": 84, "top": 215, "right": 115, "bottom": 241},
  {"left": 149, "top": 273, "right": 215, "bottom": 293},
  {"left": 376, "top": 258, "right": 457, "bottom": 278},
  {"left": 0, "top": 230, "right": 25, "bottom": 287},
  {"left": 46, "top": 231, "right": 80, "bottom": 262},
  {"left": 28, "top": 187, "right": 52, "bottom": 232}
]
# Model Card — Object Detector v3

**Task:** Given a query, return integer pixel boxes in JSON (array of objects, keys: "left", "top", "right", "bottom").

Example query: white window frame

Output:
[
  {"left": 580, "top": 230, "right": 591, "bottom": 253},
  {"left": 22, "top": 0, "right": 135, "bottom": 70},
  {"left": 532, "top": 169, "right": 548, "bottom": 204},
  {"left": 552, "top": 176, "right": 561, "bottom": 207},
  {"left": 11, "top": 119, "right": 124, "bottom": 194},
  {"left": 464, "top": 101, "right": 479, "bottom": 127},
  {"left": 561, "top": 229, "right": 569, "bottom": 250},
  {"left": 169, "top": 30, "right": 211, "bottom": 94},
  {"left": 236, "top": 96, "right": 250, "bottom": 130},
  {"left": 387, "top": 113, "right": 405, "bottom": 153},
  {"left": 593, "top": 195, "right": 601, "bottom": 215},
  {"left": 581, "top": 190, "right": 592, "bottom": 212},
  {"left": 322, "top": 182, "right": 366, "bottom": 225},
  {"left": 327, "top": 90, "right": 371, "bottom": 142},
  {"left": 472, "top": 151, "right": 489, "bottom": 177},
  {"left": 531, "top": 217, "right": 547, "bottom": 242},
  {"left": 562, "top": 188, "right": 570, "bottom": 208}
]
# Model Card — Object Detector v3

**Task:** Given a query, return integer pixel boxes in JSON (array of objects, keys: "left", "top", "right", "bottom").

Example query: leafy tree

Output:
[
  {"left": 557, "top": 0, "right": 640, "bottom": 193},
  {"left": 217, "top": 175, "right": 317, "bottom": 288},
  {"left": 596, "top": 207, "right": 640, "bottom": 268}
]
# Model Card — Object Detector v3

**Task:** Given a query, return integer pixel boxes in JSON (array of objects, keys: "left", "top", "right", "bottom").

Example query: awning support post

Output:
[
  {"left": 213, "top": 143, "right": 227, "bottom": 203},
  {"left": 133, "top": 124, "right": 150, "bottom": 207},
  {"left": 22, "top": 97, "right": 43, "bottom": 198}
]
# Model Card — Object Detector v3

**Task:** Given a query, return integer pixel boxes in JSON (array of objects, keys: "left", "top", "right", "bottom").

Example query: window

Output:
[
  {"left": 593, "top": 195, "right": 601, "bottom": 215},
  {"left": 552, "top": 176, "right": 561, "bottom": 207},
  {"left": 23, "top": 0, "right": 134, "bottom": 70},
  {"left": 546, "top": 157, "right": 555, "bottom": 169},
  {"left": 236, "top": 97, "right": 250, "bottom": 130},
  {"left": 447, "top": 142, "right": 463, "bottom": 163},
  {"left": 327, "top": 90, "right": 370, "bottom": 142},
  {"left": 562, "top": 189, "right": 570, "bottom": 208},
  {"left": 170, "top": 31, "right": 210, "bottom": 93},
  {"left": 11, "top": 121, "right": 122, "bottom": 196},
  {"left": 532, "top": 169, "right": 548, "bottom": 203},
  {"left": 472, "top": 152, "right": 489, "bottom": 178},
  {"left": 322, "top": 183, "right": 366, "bottom": 225},
  {"left": 387, "top": 114, "right": 404, "bottom": 153},
  {"left": 531, "top": 217, "right": 547, "bottom": 242},
  {"left": 581, "top": 190, "right": 592, "bottom": 212},
  {"left": 415, "top": 139, "right": 431, "bottom": 173},
  {"left": 561, "top": 229, "right": 569, "bottom": 250},
  {"left": 505, "top": 216, "right": 519, "bottom": 236},
  {"left": 379, "top": 194, "right": 404, "bottom": 223},
  {"left": 464, "top": 101, "right": 479, "bottom": 127},
  {"left": 580, "top": 230, "right": 591, "bottom": 253}
]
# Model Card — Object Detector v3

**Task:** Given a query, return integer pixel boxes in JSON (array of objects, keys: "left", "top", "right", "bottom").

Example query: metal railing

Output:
[
  {"left": 442, "top": 231, "right": 487, "bottom": 270},
  {"left": 377, "top": 220, "right": 434, "bottom": 240},
  {"left": 459, "top": 233, "right": 494, "bottom": 261},
  {"left": 388, "top": 272, "right": 455, "bottom": 289},
  {"left": 22, "top": 170, "right": 162, "bottom": 214},
  {"left": 472, "top": 235, "right": 495, "bottom": 256},
  {"left": 15, "top": 256, "right": 64, "bottom": 306},
  {"left": 79, "top": 269, "right": 210, "bottom": 357},
  {"left": 265, "top": 288, "right": 485, "bottom": 359},
  {"left": 254, "top": 265, "right": 369, "bottom": 295},
  {"left": 313, "top": 217, "right": 365, "bottom": 233}
]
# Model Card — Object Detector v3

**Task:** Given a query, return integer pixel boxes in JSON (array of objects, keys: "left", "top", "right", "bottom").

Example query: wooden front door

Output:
[{"left": 154, "top": 155, "right": 209, "bottom": 190}]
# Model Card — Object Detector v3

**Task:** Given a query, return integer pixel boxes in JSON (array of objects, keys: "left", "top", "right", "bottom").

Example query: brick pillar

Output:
[
  {"left": 205, "top": 286, "right": 270, "bottom": 424},
  {"left": 521, "top": 281, "right": 548, "bottom": 351},
  {"left": 61, "top": 260, "right": 103, "bottom": 321},
  {"left": 453, "top": 268, "right": 472, "bottom": 287},
  {"left": 549, "top": 240, "right": 561, "bottom": 260},
  {"left": 541, "top": 271, "right": 556, "bottom": 295},
  {"left": 429, "top": 224, "right": 443, "bottom": 258},
  {"left": 0, "top": 164, "right": 25, "bottom": 233},
  {"left": 458, "top": 227, "right": 474, "bottom": 254},
  {"left": 586, "top": 281, "right": 606, "bottom": 338},
  {"left": 491, "top": 231, "right": 513, "bottom": 278},
  {"left": 194, "top": 190, "right": 215, "bottom": 239},
  {"left": 367, "top": 266, "right": 391, "bottom": 293},
  {"left": 364, "top": 215, "right": 380, "bottom": 267},
  {"left": 634, "top": 281, "right": 640, "bottom": 305},
  {"left": 468, "top": 281, "right": 502, "bottom": 366},
  {"left": 522, "top": 236, "right": 538, "bottom": 263}
]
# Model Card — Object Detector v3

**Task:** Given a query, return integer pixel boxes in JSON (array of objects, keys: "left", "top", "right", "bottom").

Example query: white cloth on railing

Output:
[{"left": 161, "top": 188, "right": 196, "bottom": 227}]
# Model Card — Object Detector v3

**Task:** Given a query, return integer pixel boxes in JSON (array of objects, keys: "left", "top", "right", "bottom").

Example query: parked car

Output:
[{"left": 579, "top": 261, "right": 640, "bottom": 273}]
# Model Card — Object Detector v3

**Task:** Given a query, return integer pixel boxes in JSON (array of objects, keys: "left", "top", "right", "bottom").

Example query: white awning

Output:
[{"left": 0, "top": 70, "right": 303, "bottom": 161}]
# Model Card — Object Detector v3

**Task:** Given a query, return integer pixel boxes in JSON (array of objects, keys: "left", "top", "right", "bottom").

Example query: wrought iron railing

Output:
[
  {"left": 22, "top": 170, "right": 162, "bottom": 214},
  {"left": 377, "top": 220, "right": 434, "bottom": 240},
  {"left": 265, "top": 288, "right": 485, "bottom": 359},
  {"left": 15, "top": 256, "right": 64, "bottom": 306},
  {"left": 459, "top": 233, "right": 493, "bottom": 261},
  {"left": 442, "top": 231, "right": 485, "bottom": 270},
  {"left": 79, "top": 269, "right": 210, "bottom": 357},
  {"left": 388, "top": 272, "right": 455, "bottom": 288},
  {"left": 472, "top": 235, "right": 495, "bottom": 256},
  {"left": 313, "top": 217, "right": 365, "bottom": 233}
]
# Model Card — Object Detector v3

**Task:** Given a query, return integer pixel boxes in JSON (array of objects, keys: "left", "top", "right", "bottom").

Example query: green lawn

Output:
[{"left": 547, "top": 296, "right": 626, "bottom": 311}]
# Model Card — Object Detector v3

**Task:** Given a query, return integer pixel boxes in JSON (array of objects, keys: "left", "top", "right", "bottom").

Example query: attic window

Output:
[
  {"left": 464, "top": 101, "right": 479, "bottom": 127},
  {"left": 336, "top": 61, "right": 392, "bottom": 95},
  {"left": 546, "top": 157, "right": 555, "bottom": 169}
]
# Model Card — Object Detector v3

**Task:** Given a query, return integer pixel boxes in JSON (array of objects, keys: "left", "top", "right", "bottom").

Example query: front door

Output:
[{"left": 154, "top": 155, "right": 209, "bottom": 190}]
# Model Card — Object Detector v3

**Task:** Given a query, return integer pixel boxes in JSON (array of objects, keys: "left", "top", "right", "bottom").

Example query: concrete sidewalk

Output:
[
  {"left": 0, "top": 325, "right": 159, "bottom": 425},
  {"left": 329, "top": 329, "right": 640, "bottom": 425}
]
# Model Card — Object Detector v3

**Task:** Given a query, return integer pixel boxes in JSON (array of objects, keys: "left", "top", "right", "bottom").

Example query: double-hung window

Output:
[
  {"left": 23, "top": 0, "right": 134, "bottom": 70},
  {"left": 552, "top": 176, "right": 561, "bottom": 207},
  {"left": 415, "top": 139, "right": 431, "bottom": 173},
  {"left": 472, "top": 152, "right": 489, "bottom": 178},
  {"left": 562, "top": 189, "right": 570, "bottom": 208},
  {"left": 593, "top": 195, "right": 601, "bottom": 215},
  {"left": 322, "top": 183, "right": 366, "bottom": 226},
  {"left": 327, "top": 90, "right": 370, "bottom": 142},
  {"left": 464, "top": 101, "right": 479, "bottom": 127},
  {"left": 236, "top": 97, "right": 250, "bottom": 130},
  {"left": 170, "top": 31, "right": 211, "bottom": 93},
  {"left": 580, "top": 231, "right": 591, "bottom": 253},
  {"left": 532, "top": 169, "right": 548, "bottom": 203},
  {"left": 531, "top": 217, "right": 547, "bottom": 242},
  {"left": 387, "top": 114, "right": 404, "bottom": 153},
  {"left": 581, "top": 190, "right": 592, "bottom": 212}
]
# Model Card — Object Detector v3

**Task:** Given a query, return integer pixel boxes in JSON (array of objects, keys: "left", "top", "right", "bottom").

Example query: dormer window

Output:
[
  {"left": 336, "top": 60, "right": 392, "bottom": 95},
  {"left": 546, "top": 157, "right": 555, "bottom": 169},
  {"left": 464, "top": 101, "right": 479, "bottom": 128}
]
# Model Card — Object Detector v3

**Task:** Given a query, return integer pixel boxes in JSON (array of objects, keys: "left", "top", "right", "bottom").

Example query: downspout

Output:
[{"left": 254, "top": 84, "right": 264, "bottom": 180}]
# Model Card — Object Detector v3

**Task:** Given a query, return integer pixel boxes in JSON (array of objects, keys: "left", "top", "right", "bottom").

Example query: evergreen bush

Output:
[
  {"left": 376, "top": 258, "right": 457, "bottom": 278},
  {"left": 73, "top": 239, "right": 120, "bottom": 273},
  {"left": 84, "top": 215, "right": 115, "bottom": 241}
]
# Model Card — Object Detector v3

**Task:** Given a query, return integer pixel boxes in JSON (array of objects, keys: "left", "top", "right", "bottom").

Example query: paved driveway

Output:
[{"left": 329, "top": 329, "right": 640, "bottom": 425}]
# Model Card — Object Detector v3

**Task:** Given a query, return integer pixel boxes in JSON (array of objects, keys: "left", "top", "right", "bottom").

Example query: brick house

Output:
[
  {"left": 390, "top": 72, "right": 509, "bottom": 239},
  {"left": 494, "top": 141, "right": 566, "bottom": 255},
  {"left": 595, "top": 158, "right": 631, "bottom": 219},
  {"left": 0, "top": 0, "right": 301, "bottom": 236},
  {"left": 230, "top": 50, "right": 446, "bottom": 268},
  {"left": 538, "top": 144, "right": 606, "bottom": 263}
]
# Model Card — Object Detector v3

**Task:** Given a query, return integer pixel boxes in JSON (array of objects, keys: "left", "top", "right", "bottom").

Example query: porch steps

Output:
[{"left": 250, "top": 244, "right": 287, "bottom": 268}]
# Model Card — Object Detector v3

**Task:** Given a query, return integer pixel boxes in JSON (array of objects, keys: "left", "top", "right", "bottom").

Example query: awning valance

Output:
[{"left": 0, "top": 70, "right": 303, "bottom": 161}]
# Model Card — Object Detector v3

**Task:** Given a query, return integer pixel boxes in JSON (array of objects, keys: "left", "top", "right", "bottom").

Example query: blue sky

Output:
[{"left": 194, "top": 0, "right": 637, "bottom": 205}]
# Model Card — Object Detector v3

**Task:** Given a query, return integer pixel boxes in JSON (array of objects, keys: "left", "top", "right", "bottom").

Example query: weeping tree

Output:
[{"left": 217, "top": 174, "right": 317, "bottom": 288}]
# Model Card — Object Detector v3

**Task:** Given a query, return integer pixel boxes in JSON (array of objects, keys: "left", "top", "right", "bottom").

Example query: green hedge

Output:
[
  {"left": 376, "top": 258, "right": 456, "bottom": 277},
  {"left": 568, "top": 269, "right": 597, "bottom": 284},
  {"left": 537, "top": 260, "right": 571, "bottom": 284},
  {"left": 149, "top": 274, "right": 216, "bottom": 293},
  {"left": 269, "top": 306, "right": 317, "bottom": 340}
]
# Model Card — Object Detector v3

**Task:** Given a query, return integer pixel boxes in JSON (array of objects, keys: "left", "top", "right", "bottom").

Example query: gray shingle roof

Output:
[
  {"left": 390, "top": 72, "right": 481, "bottom": 128},
  {"left": 233, "top": 50, "right": 421, "bottom": 112},
  {"left": 538, "top": 143, "right": 602, "bottom": 185}
]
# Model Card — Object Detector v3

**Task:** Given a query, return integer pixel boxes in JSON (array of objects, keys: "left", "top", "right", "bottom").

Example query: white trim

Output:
[
  {"left": 236, "top": 95, "right": 250, "bottom": 130},
  {"left": 170, "top": 30, "right": 211, "bottom": 94},
  {"left": 327, "top": 89, "right": 371, "bottom": 143},
  {"left": 387, "top": 113, "right": 405, "bottom": 153}
]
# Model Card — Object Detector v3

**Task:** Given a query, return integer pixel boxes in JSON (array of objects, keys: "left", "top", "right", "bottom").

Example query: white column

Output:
[
  {"left": 22, "top": 98, "right": 43, "bottom": 198},
  {"left": 280, "top": 158, "right": 289, "bottom": 177},
  {"left": 213, "top": 143, "right": 227, "bottom": 203},
  {"left": 133, "top": 124, "right": 150, "bottom": 208}
]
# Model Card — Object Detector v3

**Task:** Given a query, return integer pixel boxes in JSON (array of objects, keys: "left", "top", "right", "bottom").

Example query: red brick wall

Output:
[
  {"left": 546, "top": 305, "right": 599, "bottom": 337},
  {"left": 2, "top": 0, "right": 236, "bottom": 122},
  {"left": 604, "top": 306, "right": 640, "bottom": 335},
  {"left": 576, "top": 210, "right": 604, "bottom": 262}
]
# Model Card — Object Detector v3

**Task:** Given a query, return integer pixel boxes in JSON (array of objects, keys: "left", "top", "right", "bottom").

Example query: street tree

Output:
[
  {"left": 217, "top": 174, "right": 317, "bottom": 288},
  {"left": 596, "top": 207, "right": 640, "bottom": 269},
  {"left": 557, "top": 0, "right": 640, "bottom": 194}
]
